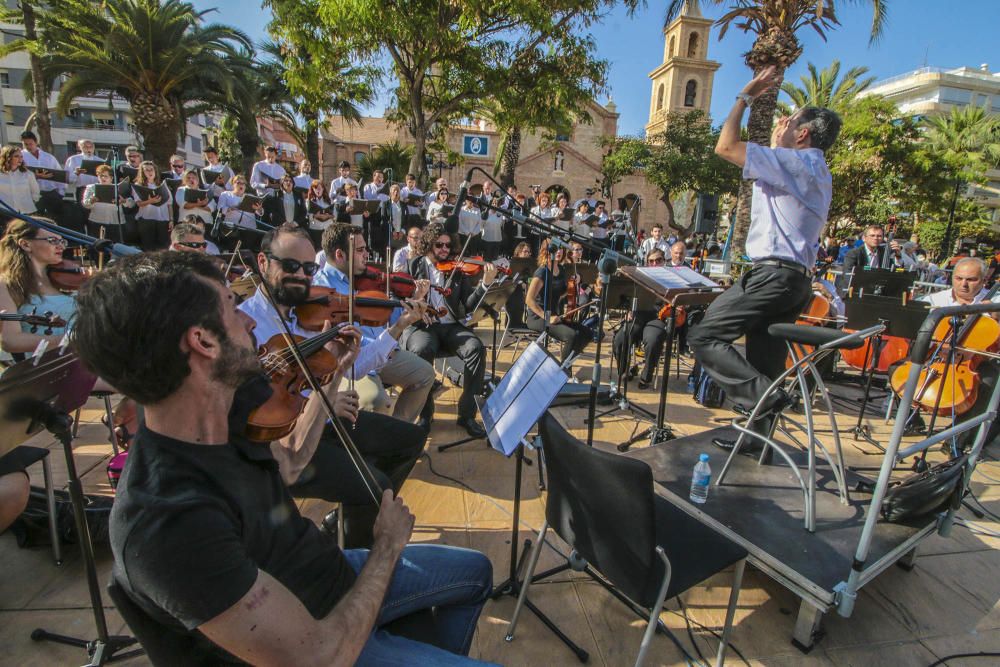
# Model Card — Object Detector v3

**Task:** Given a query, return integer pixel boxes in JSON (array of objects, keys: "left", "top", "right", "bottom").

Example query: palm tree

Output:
[
  {"left": 356, "top": 141, "right": 415, "bottom": 184},
  {"left": 645, "top": 0, "right": 888, "bottom": 254},
  {"left": 38, "top": 0, "right": 251, "bottom": 167},
  {"left": 923, "top": 105, "right": 1000, "bottom": 257},
  {"left": 0, "top": 1, "right": 56, "bottom": 151},
  {"left": 777, "top": 60, "right": 876, "bottom": 115}
]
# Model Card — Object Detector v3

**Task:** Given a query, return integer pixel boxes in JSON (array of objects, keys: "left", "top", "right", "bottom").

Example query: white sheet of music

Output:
[
  {"left": 637, "top": 266, "right": 718, "bottom": 289},
  {"left": 481, "top": 341, "right": 567, "bottom": 456}
]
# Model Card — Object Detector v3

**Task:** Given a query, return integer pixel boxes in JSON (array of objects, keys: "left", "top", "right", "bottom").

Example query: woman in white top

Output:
[
  {"left": 217, "top": 174, "right": 263, "bottom": 251},
  {"left": 336, "top": 182, "right": 369, "bottom": 227},
  {"left": 572, "top": 202, "right": 592, "bottom": 241},
  {"left": 0, "top": 145, "right": 40, "bottom": 215},
  {"left": 83, "top": 164, "right": 133, "bottom": 238},
  {"left": 175, "top": 169, "right": 215, "bottom": 227},
  {"left": 293, "top": 159, "right": 313, "bottom": 191},
  {"left": 457, "top": 198, "right": 483, "bottom": 255},
  {"left": 552, "top": 193, "right": 572, "bottom": 232},
  {"left": 132, "top": 160, "right": 172, "bottom": 250},
  {"left": 481, "top": 203, "right": 504, "bottom": 261},
  {"left": 305, "top": 179, "right": 335, "bottom": 249},
  {"left": 529, "top": 191, "right": 555, "bottom": 222},
  {"left": 425, "top": 188, "right": 450, "bottom": 225}
]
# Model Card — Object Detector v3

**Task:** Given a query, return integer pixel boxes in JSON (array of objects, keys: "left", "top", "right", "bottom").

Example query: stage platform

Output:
[{"left": 626, "top": 424, "right": 941, "bottom": 649}]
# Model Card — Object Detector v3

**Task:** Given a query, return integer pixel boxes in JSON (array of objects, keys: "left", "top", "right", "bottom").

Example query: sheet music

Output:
[
  {"left": 637, "top": 266, "right": 718, "bottom": 289},
  {"left": 481, "top": 341, "right": 567, "bottom": 456}
]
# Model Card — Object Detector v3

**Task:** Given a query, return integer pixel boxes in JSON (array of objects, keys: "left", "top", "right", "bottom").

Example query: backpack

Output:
[{"left": 691, "top": 362, "right": 726, "bottom": 409}]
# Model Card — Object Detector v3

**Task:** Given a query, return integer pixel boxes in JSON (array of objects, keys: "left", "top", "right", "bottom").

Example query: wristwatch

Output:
[{"left": 736, "top": 93, "right": 754, "bottom": 106}]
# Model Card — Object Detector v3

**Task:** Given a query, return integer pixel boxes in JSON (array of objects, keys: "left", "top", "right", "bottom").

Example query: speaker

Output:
[{"left": 694, "top": 194, "right": 719, "bottom": 235}]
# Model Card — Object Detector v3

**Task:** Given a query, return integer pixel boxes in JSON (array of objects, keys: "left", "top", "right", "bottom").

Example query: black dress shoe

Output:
[
  {"left": 457, "top": 418, "right": 487, "bottom": 439},
  {"left": 712, "top": 437, "right": 773, "bottom": 464}
]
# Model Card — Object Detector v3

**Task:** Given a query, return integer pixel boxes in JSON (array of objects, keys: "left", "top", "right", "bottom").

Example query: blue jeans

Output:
[{"left": 344, "top": 544, "right": 500, "bottom": 666}]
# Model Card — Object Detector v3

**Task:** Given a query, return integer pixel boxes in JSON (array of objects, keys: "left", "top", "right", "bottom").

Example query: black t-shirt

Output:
[
  {"left": 109, "top": 423, "right": 356, "bottom": 657},
  {"left": 531, "top": 264, "right": 567, "bottom": 315}
]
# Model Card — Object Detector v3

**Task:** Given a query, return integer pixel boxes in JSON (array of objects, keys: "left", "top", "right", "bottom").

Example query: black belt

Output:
[{"left": 754, "top": 258, "right": 809, "bottom": 277}]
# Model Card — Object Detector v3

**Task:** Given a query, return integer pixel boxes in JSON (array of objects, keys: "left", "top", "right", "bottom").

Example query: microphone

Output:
[
  {"left": 445, "top": 168, "right": 475, "bottom": 234},
  {"left": 598, "top": 252, "right": 618, "bottom": 284}
]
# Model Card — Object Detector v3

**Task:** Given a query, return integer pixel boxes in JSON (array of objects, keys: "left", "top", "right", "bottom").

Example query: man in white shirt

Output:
[
  {"left": 64, "top": 138, "right": 103, "bottom": 203},
  {"left": 329, "top": 160, "right": 357, "bottom": 200},
  {"left": 689, "top": 66, "right": 841, "bottom": 452},
  {"left": 20, "top": 131, "right": 66, "bottom": 223},
  {"left": 292, "top": 159, "right": 313, "bottom": 191},
  {"left": 250, "top": 146, "right": 286, "bottom": 196},
  {"left": 392, "top": 226, "right": 423, "bottom": 272},
  {"left": 202, "top": 146, "right": 234, "bottom": 200},
  {"left": 363, "top": 170, "right": 389, "bottom": 201},
  {"left": 638, "top": 223, "right": 671, "bottom": 261}
]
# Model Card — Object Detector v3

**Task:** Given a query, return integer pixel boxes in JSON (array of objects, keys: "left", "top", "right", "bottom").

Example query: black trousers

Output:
[
  {"left": 36, "top": 190, "right": 68, "bottom": 227},
  {"left": 613, "top": 310, "right": 671, "bottom": 383},
  {"left": 289, "top": 410, "right": 425, "bottom": 548},
  {"left": 403, "top": 322, "right": 485, "bottom": 421},
  {"left": 137, "top": 217, "right": 170, "bottom": 251},
  {"left": 688, "top": 265, "right": 812, "bottom": 409},
  {"left": 526, "top": 313, "right": 592, "bottom": 364}
]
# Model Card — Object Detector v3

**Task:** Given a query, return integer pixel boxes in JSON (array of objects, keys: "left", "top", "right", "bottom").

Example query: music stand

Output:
[
  {"left": 1, "top": 350, "right": 142, "bottom": 665},
  {"left": 480, "top": 342, "right": 588, "bottom": 662},
  {"left": 850, "top": 267, "right": 914, "bottom": 298},
  {"left": 843, "top": 295, "right": 930, "bottom": 451},
  {"left": 436, "top": 280, "right": 519, "bottom": 452}
]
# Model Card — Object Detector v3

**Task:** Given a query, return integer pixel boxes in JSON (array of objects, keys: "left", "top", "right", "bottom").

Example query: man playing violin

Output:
[
  {"left": 315, "top": 223, "right": 437, "bottom": 429},
  {"left": 404, "top": 222, "right": 497, "bottom": 438},
  {"left": 238, "top": 223, "right": 429, "bottom": 547},
  {"left": 525, "top": 239, "right": 592, "bottom": 365},
  {"left": 72, "top": 250, "right": 496, "bottom": 666}
]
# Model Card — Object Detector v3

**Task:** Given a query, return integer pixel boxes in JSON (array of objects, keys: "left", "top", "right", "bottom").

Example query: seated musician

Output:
[
  {"left": 667, "top": 240, "right": 689, "bottom": 267},
  {"left": 239, "top": 223, "right": 427, "bottom": 547},
  {"left": 908, "top": 257, "right": 1000, "bottom": 450},
  {"left": 315, "top": 223, "right": 437, "bottom": 429},
  {"left": 613, "top": 249, "right": 673, "bottom": 390},
  {"left": 72, "top": 251, "right": 495, "bottom": 665},
  {"left": 525, "top": 240, "right": 592, "bottom": 364},
  {"left": 168, "top": 222, "right": 208, "bottom": 254},
  {"left": 403, "top": 222, "right": 497, "bottom": 438},
  {"left": 393, "top": 225, "right": 423, "bottom": 273}
]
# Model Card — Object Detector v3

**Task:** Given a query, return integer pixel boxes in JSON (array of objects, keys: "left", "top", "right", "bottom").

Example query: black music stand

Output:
[
  {"left": 436, "top": 280, "right": 519, "bottom": 453},
  {"left": 1, "top": 350, "right": 142, "bottom": 665},
  {"left": 480, "top": 342, "right": 588, "bottom": 662},
  {"left": 843, "top": 295, "right": 929, "bottom": 451}
]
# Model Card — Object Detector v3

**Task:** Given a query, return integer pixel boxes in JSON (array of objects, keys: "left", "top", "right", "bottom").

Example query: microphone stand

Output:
[
  {"left": 109, "top": 147, "right": 125, "bottom": 244},
  {"left": 0, "top": 201, "right": 140, "bottom": 258}
]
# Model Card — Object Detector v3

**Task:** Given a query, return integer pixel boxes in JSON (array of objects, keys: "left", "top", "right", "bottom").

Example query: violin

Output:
[
  {"left": 657, "top": 302, "right": 687, "bottom": 328},
  {"left": 563, "top": 274, "right": 579, "bottom": 322},
  {"left": 246, "top": 327, "right": 352, "bottom": 442},
  {"left": 435, "top": 256, "right": 511, "bottom": 277},
  {"left": 46, "top": 258, "right": 92, "bottom": 291},
  {"left": 355, "top": 264, "right": 451, "bottom": 299},
  {"left": 0, "top": 312, "right": 67, "bottom": 334},
  {"left": 890, "top": 285, "right": 1000, "bottom": 417},
  {"left": 295, "top": 287, "right": 403, "bottom": 331}
]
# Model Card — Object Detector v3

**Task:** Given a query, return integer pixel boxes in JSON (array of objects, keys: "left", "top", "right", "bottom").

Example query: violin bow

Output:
[
  {"left": 223, "top": 239, "right": 243, "bottom": 280},
  {"left": 443, "top": 232, "right": 475, "bottom": 293},
  {"left": 347, "top": 232, "right": 356, "bottom": 397},
  {"left": 242, "top": 252, "right": 383, "bottom": 505}
]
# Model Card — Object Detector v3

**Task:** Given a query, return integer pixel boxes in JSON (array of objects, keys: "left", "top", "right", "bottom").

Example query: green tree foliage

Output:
[
  {"left": 315, "top": 0, "right": 613, "bottom": 186},
  {"left": 601, "top": 110, "right": 740, "bottom": 237},
  {"left": 36, "top": 0, "right": 251, "bottom": 168},
  {"left": 356, "top": 141, "right": 415, "bottom": 183},
  {"left": 0, "top": 1, "right": 55, "bottom": 151},
  {"left": 777, "top": 60, "right": 875, "bottom": 114}
]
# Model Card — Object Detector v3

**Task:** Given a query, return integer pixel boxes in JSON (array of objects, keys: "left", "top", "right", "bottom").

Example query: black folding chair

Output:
[{"left": 507, "top": 413, "right": 748, "bottom": 666}]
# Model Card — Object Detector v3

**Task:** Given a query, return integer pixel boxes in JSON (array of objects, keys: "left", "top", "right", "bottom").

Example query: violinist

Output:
[
  {"left": 315, "top": 223, "right": 436, "bottom": 427},
  {"left": 0, "top": 221, "right": 75, "bottom": 357},
  {"left": 238, "top": 223, "right": 428, "bottom": 547},
  {"left": 525, "top": 240, "right": 592, "bottom": 364},
  {"left": 392, "top": 226, "right": 423, "bottom": 273},
  {"left": 169, "top": 222, "right": 208, "bottom": 254},
  {"left": 404, "top": 222, "right": 497, "bottom": 438},
  {"left": 180, "top": 215, "right": 220, "bottom": 255},
  {"left": 72, "top": 251, "right": 494, "bottom": 666},
  {"left": 613, "top": 249, "right": 673, "bottom": 390},
  {"left": 668, "top": 240, "right": 690, "bottom": 267}
]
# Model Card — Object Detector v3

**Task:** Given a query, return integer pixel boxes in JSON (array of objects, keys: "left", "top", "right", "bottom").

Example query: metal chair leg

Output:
[
  {"left": 715, "top": 558, "right": 746, "bottom": 667},
  {"left": 505, "top": 522, "right": 548, "bottom": 641},
  {"left": 635, "top": 546, "right": 672, "bottom": 667},
  {"left": 102, "top": 395, "right": 119, "bottom": 456},
  {"left": 41, "top": 455, "right": 62, "bottom": 565}
]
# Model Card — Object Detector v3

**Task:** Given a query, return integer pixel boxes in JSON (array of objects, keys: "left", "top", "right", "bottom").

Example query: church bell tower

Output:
[{"left": 645, "top": 0, "right": 720, "bottom": 136}]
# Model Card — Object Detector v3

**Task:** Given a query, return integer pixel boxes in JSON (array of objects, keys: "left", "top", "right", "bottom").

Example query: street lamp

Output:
[{"left": 424, "top": 152, "right": 455, "bottom": 180}]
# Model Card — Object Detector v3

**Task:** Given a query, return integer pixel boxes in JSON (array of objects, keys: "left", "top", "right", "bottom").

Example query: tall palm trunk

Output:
[
  {"left": 236, "top": 120, "right": 261, "bottom": 178},
  {"left": 498, "top": 126, "right": 521, "bottom": 189},
  {"left": 132, "top": 92, "right": 181, "bottom": 169},
  {"left": 22, "top": 1, "right": 53, "bottom": 152},
  {"left": 303, "top": 108, "right": 320, "bottom": 177}
]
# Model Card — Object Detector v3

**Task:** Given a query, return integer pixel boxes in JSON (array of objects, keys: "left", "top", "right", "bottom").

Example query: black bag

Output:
[
  {"left": 691, "top": 362, "right": 726, "bottom": 409},
  {"left": 9, "top": 486, "right": 114, "bottom": 549},
  {"left": 880, "top": 455, "right": 967, "bottom": 523}
]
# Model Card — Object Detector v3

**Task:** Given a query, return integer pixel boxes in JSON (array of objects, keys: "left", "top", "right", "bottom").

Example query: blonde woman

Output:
[{"left": 0, "top": 145, "right": 40, "bottom": 216}]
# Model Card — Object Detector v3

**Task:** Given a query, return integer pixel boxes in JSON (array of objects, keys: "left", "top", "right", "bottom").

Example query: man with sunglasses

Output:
[
  {"left": 392, "top": 226, "right": 423, "bottom": 273},
  {"left": 404, "top": 223, "right": 497, "bottom": 438},
  {"left": 169, "top": 222, "right": 208, "bottom": 253},
  {"left": 238, "top": 223, "right": 429, "bottom": 547},
  {"left": 316, "top": 223, "right": 437, "bottom": 430}
]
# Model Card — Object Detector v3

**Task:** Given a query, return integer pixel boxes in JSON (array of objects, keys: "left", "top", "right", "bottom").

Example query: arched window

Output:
[
  {"left": 553, "top": 150, "right": 565, "bottom": 173},
  {"left": 684, "top": 80, "right": 697, "bottom": 107},
  {"left": 656, "top": 84, "right": 665, "bottom": 111},
  {"left": 687, "top": 32, "right": 699, "bottom": 58},
  {"left": 668, "top": 36, "right": 675, "bottom": 58}
]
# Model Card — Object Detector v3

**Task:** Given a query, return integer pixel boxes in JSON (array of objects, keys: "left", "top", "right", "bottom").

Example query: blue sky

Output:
[{"left": 194, "top": 0, "right": 1000, "bottom": 136}]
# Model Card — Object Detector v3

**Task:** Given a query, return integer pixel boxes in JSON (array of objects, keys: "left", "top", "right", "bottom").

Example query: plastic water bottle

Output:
[{"left": 689, "top": 453, "right": 711, "bottom": 504}]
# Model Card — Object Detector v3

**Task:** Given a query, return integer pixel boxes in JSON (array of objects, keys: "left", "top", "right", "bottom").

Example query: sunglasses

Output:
[
  {"left": 267, "top": 254, "right": 320, "bottom": 276},
  {"left": 434, "top": 242, "right": 451, "bottom": 249},
  {"left": 647, "top": 258, "right": 665, "bottom": 265},
  {"left": 171, "top": 164, "right": 184, "bottom": 169},
  {"left": 178, "top": 241, "right": 208, "bottom": 249},
  {"left": 35, "top": 236, "right": 68, "bottom": 247}
]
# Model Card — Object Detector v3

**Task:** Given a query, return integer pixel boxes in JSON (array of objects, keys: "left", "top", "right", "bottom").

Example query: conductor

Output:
[{"left": 688, "top": 66, "right": 842, "bottom": 453}]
